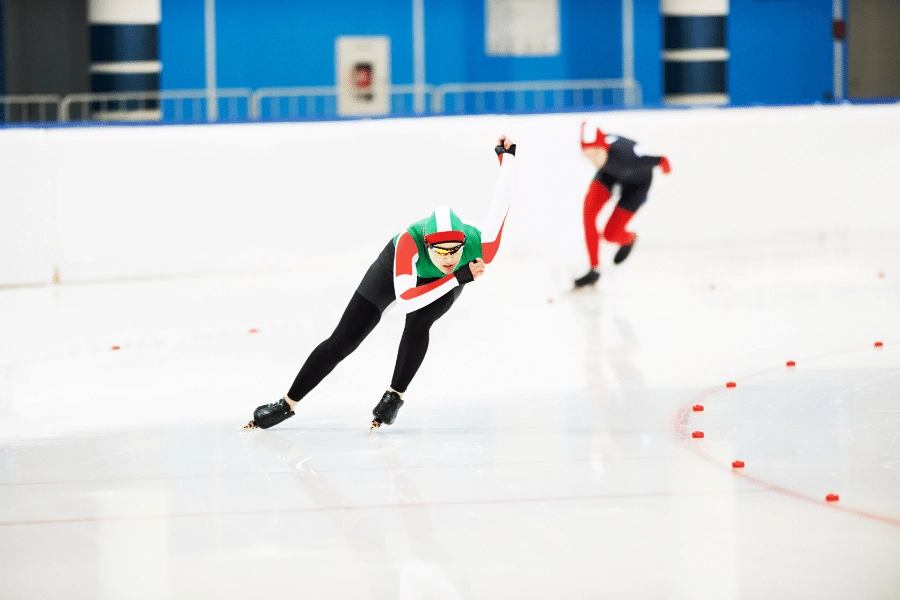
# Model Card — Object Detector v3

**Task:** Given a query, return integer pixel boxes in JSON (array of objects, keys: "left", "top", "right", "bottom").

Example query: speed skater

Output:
[
  {"left": 245, "top": 135, "right": 517, "bottom": 430},
  {"left": 574, "top": 122, "right": 671, "bottom": 288}
]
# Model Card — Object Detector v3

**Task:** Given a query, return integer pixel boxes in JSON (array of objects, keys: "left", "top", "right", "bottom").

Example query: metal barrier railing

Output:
[
  {"left": 59, "top": 89, "right": 253, "bottom": 122},
  {"left": 0, "top": 95, "right": 62, "bottom": 124},
  {"left": 250, "top": 83, "right": 436, "bottom": 119},
  {"left": 0, "top": 79, "right": 641, "bottom": 125},
  {"left": 433, "top": 79, "right": 642, "bottom": 113}
]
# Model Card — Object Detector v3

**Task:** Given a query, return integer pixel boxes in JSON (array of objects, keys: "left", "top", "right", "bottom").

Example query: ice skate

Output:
[
  {"left": 370, "top": 390, "right": 404, "bottom": 430},
  {"left": 613, "top": 236, "right": 637, "bottom": 265},
  {"left": 244, "top": 397, "right": 294, "bottom": 430},
  {"left": 573, "top": 269, "right": 600, "bottom": 289}
]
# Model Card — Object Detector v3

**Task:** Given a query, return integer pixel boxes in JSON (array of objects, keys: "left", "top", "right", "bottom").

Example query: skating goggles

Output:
[{"left": 427, "top": 243, "right": 465, "bottom": 257}]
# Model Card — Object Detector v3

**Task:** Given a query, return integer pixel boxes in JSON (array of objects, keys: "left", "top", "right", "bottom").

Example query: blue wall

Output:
[
  {"left": 729, "top": 0, "right": 834, "bottom": 105},
  {"left": 159, "top": 0, "right": 837, "bottom": 108}
]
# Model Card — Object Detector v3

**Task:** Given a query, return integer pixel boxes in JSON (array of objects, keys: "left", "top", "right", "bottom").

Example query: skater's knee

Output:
[
  {"left": 602, "top": 220, "right": 624, "bottom": 240},
  {"left": 604, "top": 209, "right": 635, "bottom": 241},
  {"left": 320, "top": 335, "right": 362, "bottom": 362},
  {"left": 404, "top": 312, "right": 436, "bottom": 334}
]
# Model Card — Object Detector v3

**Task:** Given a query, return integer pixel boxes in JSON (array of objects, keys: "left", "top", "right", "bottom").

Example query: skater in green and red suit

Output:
[
  {"left": 574, "top": 122, "right": 671, "bottom": 288},
  {"left": 246, "top": 135, "right": 517, "bottom": 430}
]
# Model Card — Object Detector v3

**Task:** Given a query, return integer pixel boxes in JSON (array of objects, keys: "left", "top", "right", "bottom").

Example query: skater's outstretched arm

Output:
[
  {"left": 479, "top": 136, "right": 517, "bottom": 264},
  {"left": 392, "top": 232, "right": 464, "bottom": 314}
]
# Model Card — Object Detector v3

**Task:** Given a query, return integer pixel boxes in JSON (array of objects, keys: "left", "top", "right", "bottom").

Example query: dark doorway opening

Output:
[{"left": 1, "top": 0, "right": 89, "bottom": 121}]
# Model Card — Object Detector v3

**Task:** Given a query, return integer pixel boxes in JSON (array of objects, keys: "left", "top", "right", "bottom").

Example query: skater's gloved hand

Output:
[
  {"left": 468, "top": 257, "right": 486, "bottom": 281},
  {"left": 658, "top": 156, "right": 671, "bottom": 174},
  {"left": 495, "top": 135, "right": 516, "bottom": 161}
]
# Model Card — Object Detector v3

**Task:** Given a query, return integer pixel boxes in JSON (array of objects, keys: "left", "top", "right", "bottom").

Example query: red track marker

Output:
[
  {"left": 692, "top": 405, "right": 704, "bottom": 412},
  {"left": 691, "top": 431, "right": 704, "bottom": 439},
  {"left": 732, "top": 460, "right": 745, "bottom": 469},
  {"left": 726, "top": 381, "right": 737, "bottom": 388},
  {"left": 874, "top": 341, "right": 883, "bottom": 348},
  {"left": 786, "top": 360, "right": 796, "bottom": 367},
  {"left": 826, "top": 494, "right": 840, "bottom": 502},
  {"left": 111, "top": 346, "right": 121, "bottom": 351},
  {"left": 249, "top": 329, "right": 258, "bottom": 334}
]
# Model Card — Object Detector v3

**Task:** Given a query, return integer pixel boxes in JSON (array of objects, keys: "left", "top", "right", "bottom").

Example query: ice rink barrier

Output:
[{"left": 1, "top": 103, "right": 899, "bottom": 286}]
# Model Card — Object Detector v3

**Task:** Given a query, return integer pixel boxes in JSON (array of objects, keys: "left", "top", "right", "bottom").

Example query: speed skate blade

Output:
[
  {"left": 369, "top": 420, "right": 381, "bottom": 431},
  {"left": 242, "top": 421, "right": 258, "bottom": 430}
]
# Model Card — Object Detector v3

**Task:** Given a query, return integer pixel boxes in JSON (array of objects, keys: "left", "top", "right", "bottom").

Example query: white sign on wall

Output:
[
  {"left": 335, "top": 36, "right": 391, "bottom": 116},
  {"left": 486, "top": 0, "right": 560, "bottom": 56}
]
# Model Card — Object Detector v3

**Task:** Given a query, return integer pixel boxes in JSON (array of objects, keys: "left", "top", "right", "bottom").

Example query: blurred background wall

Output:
[
  {"left": 158, "top": 0, "right": 836, "bottom": 106},
  {"left": 5, "top": 0, "right": 899, "bottom": 110}
]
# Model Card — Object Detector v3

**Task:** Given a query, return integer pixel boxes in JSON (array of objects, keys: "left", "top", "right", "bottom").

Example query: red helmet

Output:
[{"left": 580, "top": 121, "right": 609, "bottom": 151}]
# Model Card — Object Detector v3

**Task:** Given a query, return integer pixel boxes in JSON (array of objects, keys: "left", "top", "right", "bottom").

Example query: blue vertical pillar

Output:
[
  {"left": 661, "top": 0, "right": 729, "bottom": 105},
  {"left": 88, "top": 0, "right": 162, "bottom": 119}
]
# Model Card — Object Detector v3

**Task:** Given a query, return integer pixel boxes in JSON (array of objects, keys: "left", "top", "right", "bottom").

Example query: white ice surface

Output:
[{"left": 2, "top": 239, "right": 900, "bottom": 599}]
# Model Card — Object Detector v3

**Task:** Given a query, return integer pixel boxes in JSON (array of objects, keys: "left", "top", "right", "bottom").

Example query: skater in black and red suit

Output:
[{"left": 574, "top": 122, "right": 671, "bottom": 288}]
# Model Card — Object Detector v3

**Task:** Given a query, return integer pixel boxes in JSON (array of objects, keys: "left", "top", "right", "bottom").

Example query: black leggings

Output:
[{"left": 287, "top": 289, "right": 460, "bottom": 401}]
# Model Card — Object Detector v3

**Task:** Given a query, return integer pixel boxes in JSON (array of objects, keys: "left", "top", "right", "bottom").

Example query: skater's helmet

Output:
[
  {"left": 423, "top": 205, "right": 466, "bottom": 245},
  {"left": 580, "top": 121, "right": 610, "bottom": 151}
]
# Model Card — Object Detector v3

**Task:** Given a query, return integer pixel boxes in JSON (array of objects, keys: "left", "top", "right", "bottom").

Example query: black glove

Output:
[
  {"left": 454, "top": 261, "right": 476, "bottom": 284},
  {"left": 494, "top": 143, "right": 516, "bottom": 157}
]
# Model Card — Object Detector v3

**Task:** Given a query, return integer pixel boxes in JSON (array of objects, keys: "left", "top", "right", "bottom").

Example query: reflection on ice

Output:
[{"left": 1, "top": 241, "right": 900, "bottom": 598}]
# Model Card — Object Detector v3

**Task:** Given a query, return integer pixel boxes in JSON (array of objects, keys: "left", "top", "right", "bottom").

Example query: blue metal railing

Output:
[{"left": 0, "top": 78, "right": 642, "bottom": 125}]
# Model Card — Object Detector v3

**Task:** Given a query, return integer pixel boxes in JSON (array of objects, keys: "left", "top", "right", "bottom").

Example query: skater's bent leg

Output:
[
  {"left": 389, "top": 289, "right": 458, "bottom": 393},
  {"left": 287, "top": 292, "right": 382, "bottom": 401},
  {"left": 582, "top": 180, "right": 611, "bottom": 269},
  {"left": 605, "top": 180, "right": 649, "bottom": 247},
  {"left": 603, "top": 206, "right": 637, "bottom": 246}
]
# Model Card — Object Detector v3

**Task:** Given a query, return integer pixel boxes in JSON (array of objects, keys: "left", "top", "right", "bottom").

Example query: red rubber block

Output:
[
  {"left": 691, "top": 431, "right": 704, "bottom": 439},
  {"left": 249, "top": 329, "right": 258, "bottom": 334},
  {"left": 786, "top": 360, "right": 796, "bottom": 367},
  {"left": 874, "top": 341, "right": 883, "bottom": 348},
  {"left": 879, "top": 272, "right": 885, "bottom": 278},
  {"left": 726, "top": 381, "right": 737, "bottom": 388},
  {"left": 732, "top": 460, "right": 745, "bottom": 469},
  {"left": 692, "top": 405, "right": 704, "bottom": 412},
  {"left": 112, "top": 346, "right": 121, "bottom": 351},
  {"left": 826, "top": 494, "right": 839, "bottom": 502}
]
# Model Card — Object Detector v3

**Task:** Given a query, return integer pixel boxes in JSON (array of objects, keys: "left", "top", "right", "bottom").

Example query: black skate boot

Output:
[
  {"left": 573, "top": 269, "right": 600, "bottom": 289},
  {"left": 613, "top": 235, "right": 637, "bottom": 265},
  {"left": 244, "top": 398, "right": 294, "bottom": 429},
  {"left": 370, "top": 391, "right": 404, "bottom": 430}
]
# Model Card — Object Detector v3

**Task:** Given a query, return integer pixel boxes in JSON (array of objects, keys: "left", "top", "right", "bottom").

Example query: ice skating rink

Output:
[
  {"left": 3, "top": 105, "right": 900, "bottom": 598},
  {"left": 2, "top": 236, "right": 900, "bottom": 599}
]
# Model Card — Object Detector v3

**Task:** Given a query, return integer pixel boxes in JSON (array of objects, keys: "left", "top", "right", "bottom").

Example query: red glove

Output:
[{"left": 658, "top": 156, "right": 671, "bottom": 174}]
